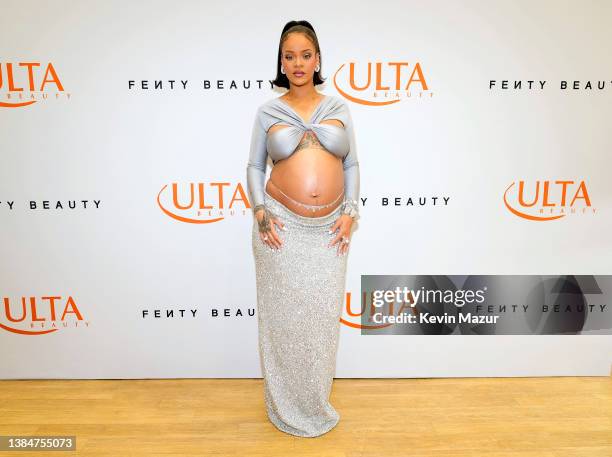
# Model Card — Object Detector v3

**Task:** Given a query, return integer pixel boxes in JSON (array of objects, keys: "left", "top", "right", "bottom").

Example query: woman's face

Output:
[{"left": 281, "top": 32, "right": 319, "bottom": 87}]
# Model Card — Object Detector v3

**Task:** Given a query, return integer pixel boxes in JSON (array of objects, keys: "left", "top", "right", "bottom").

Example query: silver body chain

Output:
[{"left": 273, "top": 185, "right": 345, "bottom": 213}]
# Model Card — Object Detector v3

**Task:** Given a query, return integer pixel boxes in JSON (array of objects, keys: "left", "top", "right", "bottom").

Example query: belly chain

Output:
[{"left": 270, "top": 180, "right": 345, "bottom": 213}]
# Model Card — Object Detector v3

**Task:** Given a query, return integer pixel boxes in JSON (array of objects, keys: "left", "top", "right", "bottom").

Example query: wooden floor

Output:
[{"left": 1, "top": 377, "right": 611, "bottom": 456}]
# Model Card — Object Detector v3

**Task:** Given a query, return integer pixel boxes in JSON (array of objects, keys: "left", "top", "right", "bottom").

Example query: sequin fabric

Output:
[{"left": 251, "top": 188, "right": 350, "bottom": 437}]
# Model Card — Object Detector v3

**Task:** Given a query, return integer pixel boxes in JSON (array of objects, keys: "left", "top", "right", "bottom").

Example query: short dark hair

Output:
[{"left": 271, "top": 21, "right": 326, "bottom": 89}]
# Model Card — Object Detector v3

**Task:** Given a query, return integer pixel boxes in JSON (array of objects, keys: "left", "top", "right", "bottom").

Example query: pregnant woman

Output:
[{"left": 246, "top": 21, "right": 361, "bottom": 437}]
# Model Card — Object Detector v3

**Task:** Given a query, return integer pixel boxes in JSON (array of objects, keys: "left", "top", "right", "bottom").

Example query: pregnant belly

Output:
[{"left": 266, "top": 148, "right": 345, "bottom": 218}]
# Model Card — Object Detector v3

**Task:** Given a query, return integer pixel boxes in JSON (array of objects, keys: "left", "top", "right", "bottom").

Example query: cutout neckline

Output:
[
  {"left": 276, "top": 94, "right": 328, "bottom": 124},
  {"left": 267, "top": 121, "right": 344, "bottom": 140}
]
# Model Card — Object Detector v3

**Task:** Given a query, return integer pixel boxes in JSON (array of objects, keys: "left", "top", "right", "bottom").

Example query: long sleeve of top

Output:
[{"left": 246, "top": 107, "right": 268, "bottom": 211}]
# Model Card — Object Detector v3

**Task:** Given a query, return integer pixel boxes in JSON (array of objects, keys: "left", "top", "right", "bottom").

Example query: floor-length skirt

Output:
[{"left": 251, "top": 188, "right": 349, "bottom": 437}]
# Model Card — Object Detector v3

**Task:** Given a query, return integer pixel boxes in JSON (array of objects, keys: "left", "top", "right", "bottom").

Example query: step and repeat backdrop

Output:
[{"left": 2, "top": 0, "right": 611, "bottom": 378}]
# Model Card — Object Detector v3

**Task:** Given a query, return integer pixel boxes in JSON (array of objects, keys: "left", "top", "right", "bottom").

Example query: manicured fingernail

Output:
[{"left": 328, "top": 229, "right": 332, "bottom": 234}]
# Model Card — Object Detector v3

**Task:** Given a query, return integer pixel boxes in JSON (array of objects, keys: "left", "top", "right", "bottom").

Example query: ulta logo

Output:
[
  {"left": 0, "top": 62, "right": 69, "bottom": 108},
  {"left": 341, "top": 291, "right": 398, "bottom": 330},
  {"left": 503, "top": 180, "right": 595, "bottom": 221},
  {"left": 1, "top": 296, "right": 88, "bottom": 335},
  {"left": 157, "top": 182, "right": 251, "bottom": 223},
  {"left": 332, "top": 60, "right": 432, "bottom": 106}
]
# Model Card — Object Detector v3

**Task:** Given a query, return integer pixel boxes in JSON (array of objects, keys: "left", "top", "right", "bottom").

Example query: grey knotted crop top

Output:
[{"left": 246, "top": 94, "right": 360, "bottom": 218}]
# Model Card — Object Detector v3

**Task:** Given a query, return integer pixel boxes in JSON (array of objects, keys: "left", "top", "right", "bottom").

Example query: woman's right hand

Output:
[{"left": 256, "top": 208, "right": 286, "bottom": 250}]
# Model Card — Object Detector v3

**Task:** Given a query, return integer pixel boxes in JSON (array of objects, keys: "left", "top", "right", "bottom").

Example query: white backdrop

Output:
[{"left": 1, "top": 0, "right": 611, "bottom": 378}]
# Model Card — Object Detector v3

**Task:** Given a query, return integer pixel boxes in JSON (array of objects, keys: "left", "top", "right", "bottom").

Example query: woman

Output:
[{"left": 246, "top": 20, "right": 360, "bottom": 438}]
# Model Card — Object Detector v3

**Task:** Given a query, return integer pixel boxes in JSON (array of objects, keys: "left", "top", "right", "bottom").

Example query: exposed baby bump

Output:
[{"left": 270, "top": 151, "right": 345, "bottom": 202}]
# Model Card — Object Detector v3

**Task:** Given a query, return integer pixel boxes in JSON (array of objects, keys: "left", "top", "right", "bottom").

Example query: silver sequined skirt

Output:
[{"left": 251, "top": 188, "right": 349, "bottom": 438}]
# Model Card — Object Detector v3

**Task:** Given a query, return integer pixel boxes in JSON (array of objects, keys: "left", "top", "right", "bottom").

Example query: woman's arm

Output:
[
  {"left": 340, "top": 102, "right": 360, "bottom": 220},
  {"left": 246, "top": 107, "right": 268, "bottom": 214}
]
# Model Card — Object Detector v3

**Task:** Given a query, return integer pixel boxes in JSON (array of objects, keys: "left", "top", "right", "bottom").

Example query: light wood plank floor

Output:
[{"left": 1, "top": 377, "right": 611, "bottom": 456}]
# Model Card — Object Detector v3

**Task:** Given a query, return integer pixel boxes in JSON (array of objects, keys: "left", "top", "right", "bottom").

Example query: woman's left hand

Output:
[{"left": 328, "top": 214, "right": 354, "bottom": 256}]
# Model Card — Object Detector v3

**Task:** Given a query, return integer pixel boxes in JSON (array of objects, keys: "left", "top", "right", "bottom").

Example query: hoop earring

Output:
[
  {"left": 315, "top": 64, "right": 320, "bottom": 72},
  {"left": 281, "top": 66, "right": 285, "bottom": 74}
]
